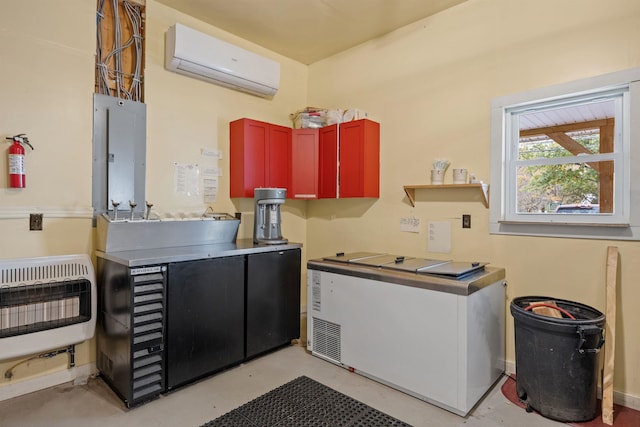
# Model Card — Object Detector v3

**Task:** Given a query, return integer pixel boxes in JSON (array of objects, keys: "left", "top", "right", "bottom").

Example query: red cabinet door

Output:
[
  {"left": 291, "top": 129, "right": 319, "bottom": 199},
  {"left": 267, "top": 124, "right": 292, "bottom": 191},
  {"left": 318, "top": 124, "right": 338, "bottom": 198},
  {"left": 230, "top": 118, "right": 267, "bottom": 198},
  {"left": 339, "top": 119, "right": 379, "bottom": 198},
  {"left": 230, "top": 118, "right": 291, "bottom": 198}
]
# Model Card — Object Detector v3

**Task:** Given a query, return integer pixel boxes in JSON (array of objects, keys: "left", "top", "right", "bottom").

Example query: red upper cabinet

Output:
[
  {"left": 231, "top": 117, "right": 379, "bottom": 200},
  {"left": 339, "top": 119, "right": 380, "bottom": 198},
  {"left": 230, "top": 118, "right": 291, "bottom": 198},
  {"left": 291, "top": 129, "right": 319, "bottom": 199}
]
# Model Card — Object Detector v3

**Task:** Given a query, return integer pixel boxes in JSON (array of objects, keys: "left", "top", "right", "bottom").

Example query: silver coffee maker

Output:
[{"left": 253, "top": 188, "right": 288, "bottom": 244}]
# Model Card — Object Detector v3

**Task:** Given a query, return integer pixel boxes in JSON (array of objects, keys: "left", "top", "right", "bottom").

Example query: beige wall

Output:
[
  {"left": 1, "top": 0, "right": 639, "bottom": 405},
  {"left": 307, "top": 0, "right": 640, "bottom": 400},
  {"left": 0, "top": 0, "right": 308, "bottom": 389},
  {"left": 0, "top": 0, "right": 97, "bottom": 387},
  {"left": 0, "top": 0, "right": 95, "bottom": 259},
  {"left": 144, "top": 1, "right": 309, "bottom": 244}
]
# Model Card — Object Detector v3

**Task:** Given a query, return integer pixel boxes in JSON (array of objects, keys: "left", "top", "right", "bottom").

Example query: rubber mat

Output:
[{"left": 201, "top": 376, "right": 412, "bottom": 427}]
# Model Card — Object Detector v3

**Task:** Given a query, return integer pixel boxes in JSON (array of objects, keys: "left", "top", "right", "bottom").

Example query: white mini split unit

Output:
[{"left": 165, "top": 23, "right": 280, "bottom": 98}]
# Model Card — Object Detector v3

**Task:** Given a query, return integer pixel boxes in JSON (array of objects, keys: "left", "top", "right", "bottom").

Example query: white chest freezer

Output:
[{"left": 307, "top": 253, "right": 505, "bottom": 416}]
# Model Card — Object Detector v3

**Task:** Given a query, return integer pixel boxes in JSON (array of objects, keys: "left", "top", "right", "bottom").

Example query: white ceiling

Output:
[
  {"left": 519, "top": 99, "right": 616, "bottom": 131},
  {"left": 155, "top": 0, "right": 468, "bottom": 64}
]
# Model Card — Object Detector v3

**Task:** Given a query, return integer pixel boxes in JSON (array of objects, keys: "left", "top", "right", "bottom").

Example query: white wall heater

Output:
[{"left": 0, "top": 255, "right": 97, "bottom": 361}]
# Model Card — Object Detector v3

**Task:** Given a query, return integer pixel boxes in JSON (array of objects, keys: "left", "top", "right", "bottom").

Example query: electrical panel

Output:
[{"left": 92, "top": 94, "right": 146, "bottom": 219}]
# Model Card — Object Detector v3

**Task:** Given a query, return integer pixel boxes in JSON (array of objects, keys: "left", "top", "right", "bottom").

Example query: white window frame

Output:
[{"left": 489, "top": 67, "right": 640, "bottom": 240}]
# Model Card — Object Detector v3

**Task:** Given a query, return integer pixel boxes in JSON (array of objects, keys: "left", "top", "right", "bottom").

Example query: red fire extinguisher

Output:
[{"left": 6, "top": 133, "right": 34, "bottom": 188}]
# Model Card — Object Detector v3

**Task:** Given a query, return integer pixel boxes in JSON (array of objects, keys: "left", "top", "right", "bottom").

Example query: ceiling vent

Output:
[{"left": 165, "top": 23, "right": 280, "bottom": 98}]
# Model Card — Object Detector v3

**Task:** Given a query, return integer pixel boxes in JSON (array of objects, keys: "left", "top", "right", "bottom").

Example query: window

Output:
[
  {"left": 507, "top": 90, "right": 625, "bottom": 224},
  {"left": 490, "top": 68, "right": 640, "bottom": 240}
]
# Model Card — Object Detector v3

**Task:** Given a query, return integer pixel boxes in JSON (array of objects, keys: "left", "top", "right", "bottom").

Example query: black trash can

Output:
[{"left": 510, "top": 296, "right": 605, "bottom": 422}]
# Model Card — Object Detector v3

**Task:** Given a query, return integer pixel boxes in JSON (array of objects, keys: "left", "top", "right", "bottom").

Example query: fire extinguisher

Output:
[{"left": 6, "top": 133, "right": 34, "bottom": 188}]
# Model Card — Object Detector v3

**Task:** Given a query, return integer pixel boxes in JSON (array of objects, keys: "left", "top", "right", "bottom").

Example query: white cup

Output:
[
  {"left": 431, "top": 169, "right": 445, "bottom": 185},
  {"left": 453, "top": 168, "right": 468, "bottom": 184}
]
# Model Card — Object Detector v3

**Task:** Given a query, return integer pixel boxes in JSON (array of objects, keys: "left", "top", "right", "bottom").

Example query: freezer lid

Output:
[
  {"left": 417, "top": 261, "right": 488, "bottom": 277},
  {"left": 349, "top": 254, "right": 414, "bottom": 267},
  {"left": 322, "top": 252, "right": 384, "bottom": 263},
  {"left": 322, "top": 252, "right": 486, "bottom": 277},
  {"left": 381, "top": 257, "right": 449, "bottom": 273}
]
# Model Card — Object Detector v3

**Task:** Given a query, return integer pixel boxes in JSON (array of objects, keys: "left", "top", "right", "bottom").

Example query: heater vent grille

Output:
[
  {"left": 0, "top": 279, "right": 91, "bottom": 338},
  {"left": 1, "top": 262, "right": 90, "bottom": 285},
  {"left": 312, "top": 317, "right": 341, "bottom": 363}
]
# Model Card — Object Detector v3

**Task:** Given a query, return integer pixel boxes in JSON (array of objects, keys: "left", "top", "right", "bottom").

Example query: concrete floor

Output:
[{"left": 0, "top": 345, "right": 563, "bottom": 427}]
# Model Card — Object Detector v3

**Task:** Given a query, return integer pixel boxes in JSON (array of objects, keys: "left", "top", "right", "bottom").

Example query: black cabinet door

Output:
[
  {"left": 246, "top": 249, "right": 301, "bottom": 358},
  {"left": 166, "top": 256, "right": 244, "bottom": 389}
]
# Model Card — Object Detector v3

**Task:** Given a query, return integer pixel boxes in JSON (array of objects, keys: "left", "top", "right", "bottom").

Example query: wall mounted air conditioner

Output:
[{"left": 165, "top": 23, "right": 280, "bottom": 98}]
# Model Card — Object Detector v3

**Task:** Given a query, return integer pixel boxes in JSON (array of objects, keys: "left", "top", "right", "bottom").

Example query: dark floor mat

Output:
[{"left": 201, "top": 376, "right": 412, "bottom": 427}]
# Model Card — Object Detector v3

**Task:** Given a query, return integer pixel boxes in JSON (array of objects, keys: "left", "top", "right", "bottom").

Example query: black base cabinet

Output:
[
  {"left": 246, "top": 250, "right": 301, "bottom": 359},
  {"left": 166, "top": 256, "right": 245, "bottom": 390},
  {"left": 96, "top": 259, "right": 167, "bottom": 408},
  {"left": 96, "top": 247, "right": 301, "bottom": 407}
]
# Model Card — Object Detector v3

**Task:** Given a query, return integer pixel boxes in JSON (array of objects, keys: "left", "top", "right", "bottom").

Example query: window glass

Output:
[
  {"left": 506, "top": 92, "right": 622, "bottom": 221},
  {"left": 511, "top": 97, "right": 617, "bottom": 215}
]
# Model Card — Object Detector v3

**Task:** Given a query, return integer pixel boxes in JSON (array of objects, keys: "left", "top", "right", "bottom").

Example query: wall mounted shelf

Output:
[{"left": 403, "top": 183, "right": 489, "bottom": 208}]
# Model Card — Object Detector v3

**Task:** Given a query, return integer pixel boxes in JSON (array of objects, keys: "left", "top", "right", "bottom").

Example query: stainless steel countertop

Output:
[
  {"left": 307, "top": 257, "right": 505, "bottom": 296},
  {"left": 96, "top": 238, "right": 302, "bottom": 267}
]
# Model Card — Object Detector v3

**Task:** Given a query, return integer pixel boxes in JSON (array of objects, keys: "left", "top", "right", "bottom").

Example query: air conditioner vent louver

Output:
[{"left": 312, "top": 317, "right": 341, "bottom": 363}]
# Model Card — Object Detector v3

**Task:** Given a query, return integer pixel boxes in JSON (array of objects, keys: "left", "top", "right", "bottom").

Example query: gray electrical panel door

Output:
[{"left": 93, "top": 93, "right": 146, "bottom": 219}]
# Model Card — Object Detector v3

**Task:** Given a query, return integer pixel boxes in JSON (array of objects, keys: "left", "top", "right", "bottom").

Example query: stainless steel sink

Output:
[{"left": 96, "top": 213, "right": 240, "bottom": 253}]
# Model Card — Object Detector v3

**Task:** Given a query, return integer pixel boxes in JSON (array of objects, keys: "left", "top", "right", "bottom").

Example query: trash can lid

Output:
[{"left": 510, "top": 296, "right": 604, "bottom": 327}]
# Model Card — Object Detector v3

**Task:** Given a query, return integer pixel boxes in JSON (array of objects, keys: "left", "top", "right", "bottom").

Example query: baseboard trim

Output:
[
  {"left": 505, "top": 360, "right": 640, "bottom": 411},
  {"left": 0, "top": 363, "right": 97, "bottom": 402}
]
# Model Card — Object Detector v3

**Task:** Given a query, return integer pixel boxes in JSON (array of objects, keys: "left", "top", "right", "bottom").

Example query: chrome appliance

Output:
[{"left": 253, "top": 188, "right": 287, "bottom": 244}]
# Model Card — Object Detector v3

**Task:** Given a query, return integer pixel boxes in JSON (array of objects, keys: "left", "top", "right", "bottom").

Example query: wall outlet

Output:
[
  {"left": 462, "top": 214, "right": 471, "bottom": 229},
  {"left": 30, "top": 213, "right": 43, "bottom": 231}
]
